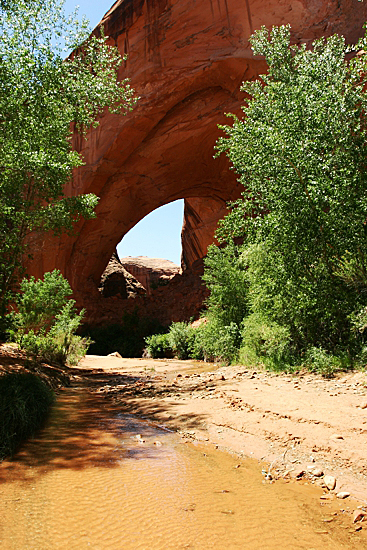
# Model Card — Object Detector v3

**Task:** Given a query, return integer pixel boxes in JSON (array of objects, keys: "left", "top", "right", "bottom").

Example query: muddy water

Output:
[{"left": 0, "top": 386, "right": 364, "bottom": 549}]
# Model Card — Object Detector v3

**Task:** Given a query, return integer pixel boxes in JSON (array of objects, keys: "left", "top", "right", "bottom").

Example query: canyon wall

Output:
[{"left": 25, "top": 0, "right": 367, "bottom": 323}]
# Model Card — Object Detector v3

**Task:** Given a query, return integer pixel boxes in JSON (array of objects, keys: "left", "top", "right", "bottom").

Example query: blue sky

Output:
[{"left": 64, "top": 0, "right": 184, "bottom": 265}]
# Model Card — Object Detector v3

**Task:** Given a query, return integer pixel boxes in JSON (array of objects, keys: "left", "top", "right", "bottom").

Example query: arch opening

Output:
[
  {"left": 117, "top": 199, "right": 184, "bottom": 266},
  {"left": 99, "top": 200, "right": 184, "bottom": 299}
]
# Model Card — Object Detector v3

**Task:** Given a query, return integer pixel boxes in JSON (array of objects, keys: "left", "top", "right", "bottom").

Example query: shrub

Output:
[
  {"left": 241, "top": 313, "right": 291, "bottom": 362},
  {"left": 0, "top": 312, "right": 16, "bottom": 342},
  {"left": 202, "top": 242, "right": 249, "bottom": 328},
  {"left": 15, "top": 270, "right": 72, "bottom": 337},
  {"left": 303, "top": 347, "right": 350, "bottom": 377},
  {"left": 193, "top": 319, "right": 240, "bottom": 364},
  {"left": 0, "top": 372, "right": 54, "bottom": 459},
  {"left": 145, "top": 333, "right": 172, "bottom": 359},
  {"left": 167, "top": 321, "right": 196, "bottom": 360},
  {"left": 13, "top": 270, "right": 89, "bottom": 365}
]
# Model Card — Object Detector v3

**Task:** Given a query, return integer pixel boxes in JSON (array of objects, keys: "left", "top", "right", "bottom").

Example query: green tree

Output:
[
  {"left": 212, "top": 24, "right": 367, "bottom": 356},
  {"left": 15, "top": 269, "right": 72, "bottom": 336},
  {"left": 202, "top": 241, "right": 248, "bottom": 329},
  {"left": 0, "top": 0, "right": 138, "bottom": 314}
]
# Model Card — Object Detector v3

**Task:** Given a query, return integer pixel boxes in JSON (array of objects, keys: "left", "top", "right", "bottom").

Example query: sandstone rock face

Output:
[
  {"left": 88, "top": 257, "right": 208, "bottom": 327},
  {"left": 181, "top": 197, "right": 230, "bottom": 270},
  {"left": 24, "top": 0, "right": 367, "bottom": 324},
  {"left": 121, "top": 256, "right": 181, "bottom": 296},
  {"left": 99, "top": 252, "right": 146, "bottom": 299}
]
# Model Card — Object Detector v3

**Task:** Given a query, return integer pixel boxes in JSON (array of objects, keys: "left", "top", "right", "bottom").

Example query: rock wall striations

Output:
[{"left": 24, "top": 0, "right": 367, "bottom": 325}]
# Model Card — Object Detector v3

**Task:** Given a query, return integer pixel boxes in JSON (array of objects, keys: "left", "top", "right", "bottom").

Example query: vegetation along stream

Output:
[{"left": 0, "top": 361, "right": 366, "bottom": 550}]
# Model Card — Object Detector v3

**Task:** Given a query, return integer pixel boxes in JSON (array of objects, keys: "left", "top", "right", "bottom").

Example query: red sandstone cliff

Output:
[
  {"left": 23, "top": 0, "right": 367, "bottom": 324},
  {"left": 99, "top": 252, "right": 146, "bottom": 298},
  {"left": 121, "top": 256, "right": 180, "bottom": 295}
]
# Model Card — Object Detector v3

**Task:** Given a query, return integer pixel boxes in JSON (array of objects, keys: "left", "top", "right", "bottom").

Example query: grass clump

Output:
[{"left": 0, "top": 372, "right": 54, "bottom": 459}]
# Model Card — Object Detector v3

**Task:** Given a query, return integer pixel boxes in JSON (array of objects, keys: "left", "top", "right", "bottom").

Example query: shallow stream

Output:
[{"left": 0, "top": 377, "right": 365, "bottom": 549}]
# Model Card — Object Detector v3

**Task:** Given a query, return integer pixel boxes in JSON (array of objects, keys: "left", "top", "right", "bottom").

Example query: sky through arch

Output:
[{"left": 117, "top": 200, "right": 184, "bottom": 265}]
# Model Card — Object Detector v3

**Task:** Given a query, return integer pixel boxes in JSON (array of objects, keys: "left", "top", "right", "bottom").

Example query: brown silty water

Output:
[{"left": 0, "top": 367, "right": 365, "bottom": 549}]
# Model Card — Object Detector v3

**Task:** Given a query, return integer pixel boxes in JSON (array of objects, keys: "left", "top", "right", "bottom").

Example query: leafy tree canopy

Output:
[
  {"left": 216, "top": 25, "right": 367, "bottom": 263},
  {"left": 0, "top": 0, "right": 138, "bottom": 312},
  {"left": 209, "top": 24, "right": 367, "bottom": 357}
]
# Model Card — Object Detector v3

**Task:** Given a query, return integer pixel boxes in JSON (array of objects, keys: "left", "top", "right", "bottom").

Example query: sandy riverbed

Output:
[
  {"left": 77, "top": 355, "right": 367, "bottom": 506},
  {"left": 2, "top": 345, "right": 367, "bottom": 542}
]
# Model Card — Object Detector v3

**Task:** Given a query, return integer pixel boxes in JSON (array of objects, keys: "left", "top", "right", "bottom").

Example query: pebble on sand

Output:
[
  {"left": 309, "top": 467, "right": 324, "bottom": 477},
  {"left": 353, "top": 510, "right": 366, "bottom": 523},
  {"left": 336, "top": 491, "right": 350, "bottom": 499},
  {"left": 107, "top": 351, "right": 122, "bottom": 358},
  {"left": 323, "top": 475, "right": 336, "bottom": 491}
]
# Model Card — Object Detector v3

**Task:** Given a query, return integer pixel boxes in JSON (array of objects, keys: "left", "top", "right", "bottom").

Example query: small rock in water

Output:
[
  {"left": 337, "top": 492, "right": 350, "bottom": 499},
  {"left": 323, "top": 475, "right": 336, "bottom": 491}
]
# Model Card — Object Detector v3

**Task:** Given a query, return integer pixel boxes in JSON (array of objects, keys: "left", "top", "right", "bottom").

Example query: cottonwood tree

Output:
[
  {"left": 211, "top": 24, "right": 367, "bottom": 356},
  {"left": 0, "top": 0, "right": 138, "bottom": 315}
]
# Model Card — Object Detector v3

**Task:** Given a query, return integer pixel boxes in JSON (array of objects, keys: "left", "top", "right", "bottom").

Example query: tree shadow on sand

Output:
[{"left": 0, "top": 366, "right": 209, "bottom": 482}]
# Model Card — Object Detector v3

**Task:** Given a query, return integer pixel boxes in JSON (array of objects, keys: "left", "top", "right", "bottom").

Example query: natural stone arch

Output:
[{"left": 25, "top": 0, "right": 367, "bottom": 323}]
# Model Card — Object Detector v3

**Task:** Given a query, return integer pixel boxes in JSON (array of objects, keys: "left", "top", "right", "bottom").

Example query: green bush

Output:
[
  {"left": 202, "top": 242, "right": 249, "bottom": 328},
  {"left": 0, "top": 372, "right": 54, "bottom": 459},
  {"left": 0, "top": 312, "right": 16, "bottom": 342},
  {"left": 241, "top": 313, "right": 291, "bottom": 362},
  {"left": 13, "top": 270, "right": 89, "bottom": 365},
  {"left": 303, "top": 347, "right": 350, "bottom": 377},
  {"left": 193, "top": 319, "right": 240, "bottom": 364},
  {"left": 167, "top": 321, "right": 196, "bottom": 360},
  {"left": 15, "top": 270, "right": 72, "bottom": 336},
  {"left": 144, "top": 319, "right": 240, "bottom": 364},
  {"left": 145, "top": 333, "right": 172, "bottom": 359}
]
